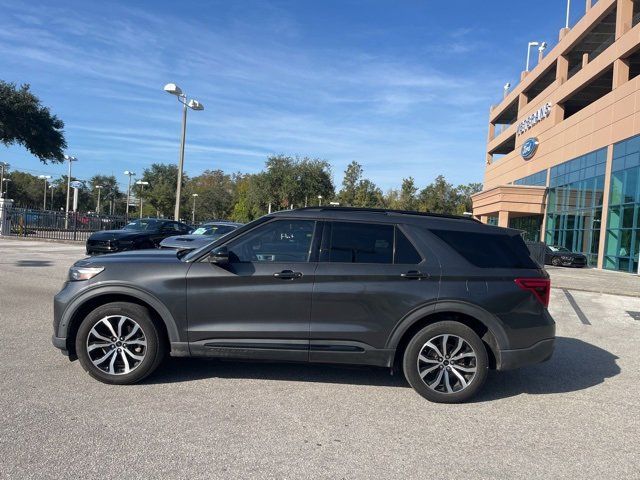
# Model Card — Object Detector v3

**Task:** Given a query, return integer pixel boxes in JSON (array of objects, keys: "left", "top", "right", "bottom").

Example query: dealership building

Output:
[{"left": 472, "top": 0, "right": 640, "bottom": 273}]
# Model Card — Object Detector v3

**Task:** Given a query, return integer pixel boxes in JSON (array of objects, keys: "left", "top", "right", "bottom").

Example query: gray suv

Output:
[{"left": 53, "top": 207, "right": 555, "bottom": 403}]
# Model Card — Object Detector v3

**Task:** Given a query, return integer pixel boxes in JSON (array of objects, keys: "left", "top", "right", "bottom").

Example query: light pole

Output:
[
  {"left": 164, "top": 83, "right": 204, "bottom": 221},
  {"left": 525, "top": 41, "right": 540, "bottom": 71},
  {"left": 191, "top": 193, "right": 198, "bottom": 224},
  {"left": 38, "top": 175, "right": 52, "bottom": 210},
  {"left": 136, "top": 180, "right": 149, "bottom": 219},
  {"left": 503, "top": 82, "right": 511, "bottom": 99},
  {"left": 95, "top": 185, "right": 104, "bottom": 214},
  {"left": 64, "top": 155, "right": 77, "bottom": 215},
  {"left": 124, "top": 171, "right": 136, "bottom": 220},
  {"left": 317, "top": 195, "right": 323, "bottom": 206},
  {"left": 49, "top": 184, "right": 55, "bottom": 209},
  {"left": 565, "top": 0, "right": 571, "bottom": 29},
  {"left": 0, "top": 162, "right": 9, "bottom": 198},
  {"left": 2, "top": 178, "right": 11, "bottom": 197}
]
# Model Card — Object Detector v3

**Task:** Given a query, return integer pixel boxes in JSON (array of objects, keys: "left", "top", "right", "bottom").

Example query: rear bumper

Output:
[{"left": 497, "top": 337, "right": 555, "bottom": 370}]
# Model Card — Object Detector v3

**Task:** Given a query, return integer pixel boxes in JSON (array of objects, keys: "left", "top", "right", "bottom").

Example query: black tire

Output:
[
  {"left": 551, "top": 257, "right": 562, "bottom": 266},
  {"left": 403, "top": 321, "right": 488, "bottom": 403},
  {"left": 75, "top": 302, "right": 166, "bottom": 384}
]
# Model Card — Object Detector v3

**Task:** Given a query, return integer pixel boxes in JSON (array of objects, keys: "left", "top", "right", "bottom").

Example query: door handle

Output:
[
  {"left": 273, "top": 270, "right": 303, "bottom": 280},
  {"left": 401, "top": 270, "right": 428, "bottom": 280}
]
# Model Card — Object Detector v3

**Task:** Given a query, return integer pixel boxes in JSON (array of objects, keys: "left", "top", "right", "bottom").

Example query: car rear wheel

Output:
[
  {"left": 403, "top": 321, "right": 488, "bottom": 403},
  {"left": 75, "top": 302, "right": 165, "bottom": 384},
  {"left": 551, "top": 257, "right": 562, "bottom": 266}
]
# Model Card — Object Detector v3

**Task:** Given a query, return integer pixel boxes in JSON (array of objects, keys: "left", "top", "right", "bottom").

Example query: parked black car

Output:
[
  {"left": 86, "top": 218, "right": 192, "bottom": 255},
  {"left": 54, "top": 207, "right": 555, "bottom": 403},
  {"left": 544, "top": 245, "right": 587, "bottom": 267},
  {"left": 160, "top": 221, "right": 243, "bottom": 252}
]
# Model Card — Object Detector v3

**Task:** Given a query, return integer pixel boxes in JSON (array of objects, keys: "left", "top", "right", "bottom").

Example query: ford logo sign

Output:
[
  {"left": 69, "top": 180, "right": 84, "bottom": 189},
  {"left": 521, "top": 137, "right": 539, "bottom": 160}
]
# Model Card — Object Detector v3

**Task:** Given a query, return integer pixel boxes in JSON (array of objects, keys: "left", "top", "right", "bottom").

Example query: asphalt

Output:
[{"left": 0, "top": 238, "right": 639, "bottom": 479}]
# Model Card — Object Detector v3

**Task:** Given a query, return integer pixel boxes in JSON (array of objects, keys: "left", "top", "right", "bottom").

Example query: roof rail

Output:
[{"left": 290, "top": 206, "right": 479, "bottom": 221}]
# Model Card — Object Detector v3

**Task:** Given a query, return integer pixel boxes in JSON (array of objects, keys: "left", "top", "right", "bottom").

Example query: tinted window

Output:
[
  {"left": 227, "top": 220, "right": 315, "bottom": 263},
  {"left": 123, "top": 219, "right": 160, "bottom": 231},
  {"left": 328, "top": 222, "right": 393, "bottom": 263},
  {"left": 430, "top": 229, "right": 538, "bottom": 269},
  {"left": 395, "top": 228, "right": 422, "bottom": 264}
]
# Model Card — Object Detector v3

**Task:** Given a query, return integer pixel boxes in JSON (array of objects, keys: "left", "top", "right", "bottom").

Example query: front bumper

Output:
[
  {"left": 498, "top": 337, "right": 555, "bottom": 370},
  {"left": 52, "top": 335, "right": 68, "bottom": 354}
]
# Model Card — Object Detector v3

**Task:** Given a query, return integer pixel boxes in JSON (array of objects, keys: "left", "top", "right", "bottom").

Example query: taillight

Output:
[{"left": 515, "top": 278, "right": 551, "bottom": 307}]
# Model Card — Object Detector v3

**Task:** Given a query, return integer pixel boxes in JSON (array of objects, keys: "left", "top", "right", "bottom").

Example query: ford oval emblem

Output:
[{"left": 521, "top": 137, "right": 539, "bottom": 160}]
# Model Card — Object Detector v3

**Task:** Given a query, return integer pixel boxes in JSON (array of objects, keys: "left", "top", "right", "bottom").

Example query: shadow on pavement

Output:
[
  {"left": 15, "top": 260, "right": 53, "bottom": 267},
  {"left": 147, "top": 337, "right": 620, "bottom": 401},
  {"left": 475, "top": 336, "right": 620, "bottom": 402}
]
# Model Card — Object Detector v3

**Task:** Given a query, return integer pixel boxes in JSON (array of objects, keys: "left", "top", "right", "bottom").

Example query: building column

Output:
[
  {"left": 582, "top": 52, "right": 589, "bottom": 68},
  {"left": 616, "top": 0, "right": 634, "bottom": 39},
  {"left": 0, "top": 198, "right": 13, "bottom": 236},
  {"left": 480, "top": 215, "right": 488, "bottom": 224},
  {"left": 487, "top": 123, "right": 495, "bottom": 142},
  {"left": 597, "top": 145, "right": 614, "bottom": 269},
  {"left": 539, "top": 169, "right": 552, "bottom": 241},
  {"left": 556, "top": 55, "right": 569, "bottom": 84},
  {"left": 498, "top": 210, "right": 510, "bottom": 228},
  {"left": 613, "top": 58, "right": 630, "bottom": 88}
]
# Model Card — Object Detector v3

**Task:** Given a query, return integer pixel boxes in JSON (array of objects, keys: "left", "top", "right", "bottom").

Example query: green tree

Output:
[
  {"left": 140, "top": 163, "right": 184, "bottom": 218},
  {"left": 418, "top": 175, "right": 458, "bottom": 214},
  {"left": 338, "top": 161, "right": 363, "bottom": 206},
  {"left": 455, "top": 182, "right": 483, "bottom": 214},
  {"left": 89, "top": 174, "right": 120, "bottom": 214},
  {"left": 354, "top": 179, "right": 384, "bottom": 208},
  {"left": 293, "top": 157, "right": 334, "bottom": 207},
  {"left": 398, "top": 177, "right": 418, "bottom": 211},
  {"left": 188, "top": 169, "right": 236, "bottom": 221},
  {"left": 0, "top": 81, "right": 66, "bottom": 163}
]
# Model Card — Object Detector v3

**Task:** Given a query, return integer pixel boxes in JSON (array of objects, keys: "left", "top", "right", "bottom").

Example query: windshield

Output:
[
  {"left": 549, "top": 246, "right": 571, "bottom": 252},
  {"left": 192, "top": 225, "right": 237, "bottom": 236},
  {"left": 123, "top": 219, "right": 162, "bottom": 231}
]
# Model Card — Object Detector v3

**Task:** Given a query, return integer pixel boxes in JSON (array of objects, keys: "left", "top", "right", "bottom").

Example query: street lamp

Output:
[
  {"left": 124, "top": 171, "right": 136, "bottom": 220},
  {"left": 164, "top": 82, "right": 204, "bottom": 221},
  {"left": 0, "top": 162, "right": 9, "bottom": 198},
  {"left": 317, "top": 195, "right": 323, "bottom": 206},
  {"left": 38, "top": 175, "right": 52, "bottom": 210},
  {"left": 64, "top": 155, "right": 77, "bottom": 215},
  {"left": 95, "top": 185, "right": 104, "bottom": 214},
  {"left": 503, "top": 82, "right": 511, "bottom": 99},
  {"left": 525, "top": 41, "right": 540, "bottom": 71},
  {"left": 191, "top": 193, "right": 198, "bottom": 224},
  {"left": 538, "top": 41, "right": 548, "bottom": 62},
  {"left": 49, "top": 184, "right": 55, "bottom": 209},
  {"left": 2, "top": 178, "right": 11, "bottom": 197},
  {"left": 136, "top": 180, "right": 149, "bottom": 219}
]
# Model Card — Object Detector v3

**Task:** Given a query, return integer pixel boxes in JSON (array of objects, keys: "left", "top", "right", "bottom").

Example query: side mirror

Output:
[{"left": 209, "top": 246, "right": 229, "bottom": 266}]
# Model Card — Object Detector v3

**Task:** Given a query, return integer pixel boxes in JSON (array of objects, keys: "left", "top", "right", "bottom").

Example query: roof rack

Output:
[{"left": 290, "top": 206, "right": 479, "bottom": 221}]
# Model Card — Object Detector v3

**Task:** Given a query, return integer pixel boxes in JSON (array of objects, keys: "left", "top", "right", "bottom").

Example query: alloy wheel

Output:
[
  {"left": 416, "top": 334, "right": 477, "bottom": 394},
  {"left": 86, "top": 315, "right": 147, "bottom": 375}
]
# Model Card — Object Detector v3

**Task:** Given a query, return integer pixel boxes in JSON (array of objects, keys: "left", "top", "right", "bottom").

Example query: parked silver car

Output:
[{"left": 159, "top": 221, "right": 243, "bottom": 252}]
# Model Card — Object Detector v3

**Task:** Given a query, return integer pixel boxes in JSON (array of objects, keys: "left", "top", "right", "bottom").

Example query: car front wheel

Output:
[
  {"left": 403, "top": 321, "right": 488, "bottom": 403},
  {"left": 75, "top": 302, "right": 165, "bottom": 384}
]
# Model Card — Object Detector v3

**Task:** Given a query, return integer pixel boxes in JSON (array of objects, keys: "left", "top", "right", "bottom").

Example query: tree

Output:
[
  {"left": 0, "top": 81, "right": 66, "bottom": 163},
  {"left": 354, "top": 179, "right": 384, "bottom": 208},
  {"left": 418, "top": 175, "right": 458, "bottom": 214},
  {"left": 455, "top": 182, "right": 483, "bottom": 215},
  {"left": 293, "top": 157, "right": 334, "bottom": 207},
  {"left": 398, "top": 177, "right": 418, "bottom": 211},
  {"left": 188, "top": 169, "right": 235, "bottom": 221},
  {"left": 338, "top": 161, "right": 363, "bottom": 206},
  {"left": 89, "top": 174, "right": 121, "bottom": 215},
  {"left": 140, "top": 163, "right": 184, "bottom": 218}
]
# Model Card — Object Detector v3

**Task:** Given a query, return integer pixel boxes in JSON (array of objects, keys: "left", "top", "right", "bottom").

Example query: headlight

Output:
[{"left": 69, "top": 266, "right": 104, "bottom": 281}]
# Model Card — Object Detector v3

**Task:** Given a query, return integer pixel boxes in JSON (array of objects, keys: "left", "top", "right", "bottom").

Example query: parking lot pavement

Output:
[
  {"left": 547, "top": 264, "right": 640, "bottom": 297},
  {"left": 1, "top": 238, "right": 639, "bottom": 479}
]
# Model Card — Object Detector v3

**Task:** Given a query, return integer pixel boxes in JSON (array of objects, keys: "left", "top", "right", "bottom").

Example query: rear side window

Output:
[
  {"left": 395, "top": 228, "right": 422, "bottom": 264},
  {"left": 328, "top": 222, "right": 394, "bottom": 263},
  {"left": 430, "top": 229, "right": 538, "bottom": 269}
]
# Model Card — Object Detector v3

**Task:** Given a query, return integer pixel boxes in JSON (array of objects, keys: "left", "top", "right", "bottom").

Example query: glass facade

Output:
[
  {"left": 514, "top": 170, "right": 547, "bottom": 186},
  {"left": 545, "top": 148, "right": 607, "bottom": 266},
  {"left": 604, "top": 135, "right": 640, "bottom": 273},
  {"left": 509, "top": 215, "right": 543, "bottom": 241}
]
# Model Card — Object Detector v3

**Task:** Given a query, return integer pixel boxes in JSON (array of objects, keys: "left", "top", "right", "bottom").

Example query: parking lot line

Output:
[{"left": 562, "top": 288, "right": 591, "bottom": 325}]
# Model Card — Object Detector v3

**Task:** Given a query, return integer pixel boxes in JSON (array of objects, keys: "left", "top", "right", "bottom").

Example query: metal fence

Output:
[{"left": 3, "top": 206, "right": 128, "bottom": 242}]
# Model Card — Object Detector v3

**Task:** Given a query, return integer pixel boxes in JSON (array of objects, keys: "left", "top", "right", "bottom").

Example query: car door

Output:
[
  {"left": 186, "top": 218, "right": 320, "bottom": 361},
  {"left": 309, "top": 221, "right": 440, "bottom": 364}
]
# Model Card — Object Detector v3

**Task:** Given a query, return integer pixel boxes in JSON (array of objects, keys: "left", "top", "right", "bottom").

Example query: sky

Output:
[{"left": 0, "top": 0, "right": 584, "bottom": 192}]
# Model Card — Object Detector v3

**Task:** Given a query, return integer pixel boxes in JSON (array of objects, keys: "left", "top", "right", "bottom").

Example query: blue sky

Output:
[{"left": 0, "top": 0, "right": 581, "bottom": 191}]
